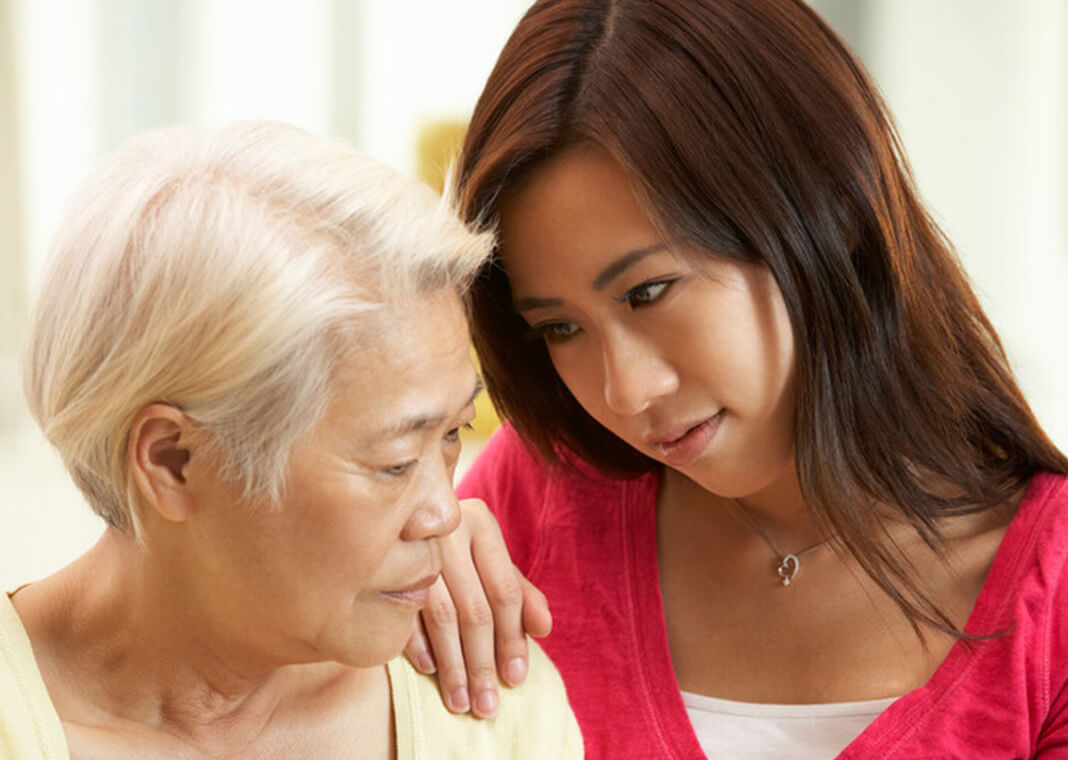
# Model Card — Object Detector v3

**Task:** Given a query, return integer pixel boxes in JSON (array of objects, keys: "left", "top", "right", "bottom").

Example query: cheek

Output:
[
  {"left": 546, "top": 345, "right": 606, "bottom": 414},
  {"left": 444, "top": 439, "right": 463, "bottom": 478},
  {"left": 748, "top": 296, "right": 796, "bottom": 414},
  {"left": 280, "top": 486, "right": 400, "bottom": 583},
  {"left": 331, "top": 507, "right": 406, "bottom": 576},
  {"left": 687, "top": 286, "right": 795, "bottom": 411}
]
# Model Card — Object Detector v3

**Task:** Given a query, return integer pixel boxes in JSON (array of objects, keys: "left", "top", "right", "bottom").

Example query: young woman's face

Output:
[
  {"left": 186, "top": 291, "right": 480, "bottom": 669},
  {"left": 499, "top": 146, "right": 797, "bottom": 498}
]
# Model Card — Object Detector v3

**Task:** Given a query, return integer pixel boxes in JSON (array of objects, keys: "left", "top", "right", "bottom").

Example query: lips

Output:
[
  {"left": 380, "top": 573, "right": 439, "bottom": 607},
  {"left": 648, "top": 410, "right": 725, "bottom": 467}
]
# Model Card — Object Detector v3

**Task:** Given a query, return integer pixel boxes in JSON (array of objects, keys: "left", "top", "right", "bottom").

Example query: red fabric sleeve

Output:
[{"left": 1037, "top": 552, "right": 1068, "bottom": 755}]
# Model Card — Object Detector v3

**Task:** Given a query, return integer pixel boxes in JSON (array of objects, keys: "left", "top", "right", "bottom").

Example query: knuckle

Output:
[
  {"left": 424, "top": 600, "right": 458, "bottom": 628},
  {"left": 438, "top": 664, "right": 468, "bottom": 688},
  {"left": 487, "top": 576, "right": 524, "bottom": 609},
  {"left": 462, "top": 498, "right": 500, "bottom": 527},
  {"left": 460, "top": 496, "right": 489, "bottom": 512},
  {"left": 467, "top": 663, "right": 498, "bottom": 684},
  {"left": 403, "top": 638, "right": 425, "bottom": 658},
  {"left": 529, "top": 583, "right": 548, "bottom": 606},
  {"left": 459, "top": 600, "right": 495, "bottom": 629}
]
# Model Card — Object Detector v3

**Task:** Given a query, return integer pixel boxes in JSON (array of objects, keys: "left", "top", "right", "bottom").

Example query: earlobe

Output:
[{"left": 129, "top": 403, "right": 197, "bottom": 523}]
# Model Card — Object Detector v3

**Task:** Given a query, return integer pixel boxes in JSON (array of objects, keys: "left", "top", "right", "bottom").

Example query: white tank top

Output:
[{"left": 682, "top": 690, "right": 897, "bottom": 759}]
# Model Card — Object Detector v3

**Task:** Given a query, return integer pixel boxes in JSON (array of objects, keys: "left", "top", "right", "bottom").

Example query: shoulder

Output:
[
  {"left": 458, "top": 424, "right": 641, "bottom": 575},
  {"left": 988, "top": 473, "right": 1068, "bottom": 740},
  {"left": 1023, "top": 473, "right": 1068, "bottom": 654},
  {"left": 982, "top": 473, "right": 1068, "bottom": 637},
  {"left": 1036, "top": 473, "right": 1068, "bottom": 745},
  {"left": 457, "top": 424, "right": 550, "bottom": 502},
  {"left": 946, "top": 473, "right": 1068, "bottom": 750},
  {"left": 456, "top": 426, "right": 556, "bottom": 573},
  {"left": 388, "top": 640, "right": 583, "bottom": 759},
  {"left": 0, "top": 593, "right": 70, "bottom": 760},
  {"left": 1006, "top": 472, "right": 1068, "bottom": 596},
  {"left": 458, "top": 423, "right": 632, "bottom": 504}
]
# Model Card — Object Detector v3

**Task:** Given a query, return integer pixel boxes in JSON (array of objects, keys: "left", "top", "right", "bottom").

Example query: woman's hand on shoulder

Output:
[{"left": 403, "top": 497, "right": 551, "bottom": 718}]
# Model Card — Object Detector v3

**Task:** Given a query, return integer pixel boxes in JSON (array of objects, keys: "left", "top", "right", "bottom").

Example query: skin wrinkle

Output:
[{"left": 17, "top": 292, "right": 479, "bottom": 757}]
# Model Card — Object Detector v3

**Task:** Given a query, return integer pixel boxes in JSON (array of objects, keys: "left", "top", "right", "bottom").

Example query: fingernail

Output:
[
  {"left": 417, "top": 652, "right": 436, "bottom": 674},
  {"left": 476, "top": 689, "right": 499, "bottom": 716},
  {"left": 450, "top": 687, "right": 470, "bottom": 712},
  {"left": 505, "top": 657, "right": 528, "bottom": 685}
]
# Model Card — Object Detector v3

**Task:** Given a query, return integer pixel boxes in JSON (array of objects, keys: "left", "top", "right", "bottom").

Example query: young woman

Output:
[
  {"left": 1, "top": 121, "right": 581, "bottom": 759},
  {"left": 408, "top": 0, "right": 1068, "bottom": 756}
]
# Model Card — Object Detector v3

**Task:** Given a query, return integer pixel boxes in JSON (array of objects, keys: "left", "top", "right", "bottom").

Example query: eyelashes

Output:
[
  {"left": 381, "top": 423, "right": 474, "bottom": 477},
  {"left": 522, "top": 278, "right": 678, "bottom": 344},
  {"left": 444, "top": 422, "right": 475, "bottom": 444},
  {"left": 523, "top": 321, "right": 579, "bottom": 343},
  {"left": 382, "top": 461, "right": 415, "bottom": 477},
  {"left": 618, "top": 279, "right": 673, "bottom": 307}
]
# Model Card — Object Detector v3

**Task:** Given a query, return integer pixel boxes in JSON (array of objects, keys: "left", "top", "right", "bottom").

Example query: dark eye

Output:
[
  {"left": 524, "top": 321, "right": 581, "bottom": 344},
  {"left": 621, "top": 280, "right": 673, "bottom": 308},
  {"left": 382, "top": 461, "right": 416, "bottom": 477},
  {"left": 444, "top": 422, "right": 474, "bottom": 444}
]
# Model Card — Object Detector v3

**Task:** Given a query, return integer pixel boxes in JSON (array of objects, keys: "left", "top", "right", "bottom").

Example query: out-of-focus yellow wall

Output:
[{"left": 415, "top": 119, "right": 501, "bottom": 441}]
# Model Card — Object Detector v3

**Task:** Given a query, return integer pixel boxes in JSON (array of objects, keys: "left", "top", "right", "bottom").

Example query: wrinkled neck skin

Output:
[{"left": 12, "top": 528, "right": 382, "bottom": 757}]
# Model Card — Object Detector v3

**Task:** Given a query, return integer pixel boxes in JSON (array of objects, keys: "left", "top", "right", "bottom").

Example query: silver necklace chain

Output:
[{"left": 731, "top": 500, "right": 835, "bottom": 587}]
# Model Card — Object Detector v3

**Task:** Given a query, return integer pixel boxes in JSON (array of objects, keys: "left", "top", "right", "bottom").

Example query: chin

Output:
[
  {"left": 329, "top": 623, "right": 413, "bottom": 670},
  {"left": 686, "top": 460, "right": 786, "bottom": 500}
]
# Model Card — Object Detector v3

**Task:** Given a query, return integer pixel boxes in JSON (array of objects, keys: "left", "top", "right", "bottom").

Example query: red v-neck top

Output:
[{"left": 458, "top": 424, "right": 1068, "bottom": 759}]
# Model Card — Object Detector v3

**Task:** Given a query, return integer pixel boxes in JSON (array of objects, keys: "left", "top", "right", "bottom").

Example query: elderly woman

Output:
[{"left": 0, "top": 122, "right": 582, "bottom": 759}]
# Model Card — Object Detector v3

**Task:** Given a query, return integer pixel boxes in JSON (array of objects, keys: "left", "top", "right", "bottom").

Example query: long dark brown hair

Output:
[{"left": 456, "top": 0, "right": 1068, "bottom": 635}]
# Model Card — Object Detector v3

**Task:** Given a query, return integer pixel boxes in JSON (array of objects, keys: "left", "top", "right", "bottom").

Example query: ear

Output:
[{"left": 128, "top": 403, "right": 197, "bottom": 523}]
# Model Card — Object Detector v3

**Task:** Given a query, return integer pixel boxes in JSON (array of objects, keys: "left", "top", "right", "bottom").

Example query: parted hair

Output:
[
  {"left": 456, "top": 0, "right": 1068, "bottom": 634},
  {"left": 22, "top": 121, "right": 493, "bottom": 533}
]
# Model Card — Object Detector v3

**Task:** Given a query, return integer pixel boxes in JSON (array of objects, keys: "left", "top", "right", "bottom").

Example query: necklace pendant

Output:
[{"left": 777, "top": 554, "right": 800, "bottom": 587}]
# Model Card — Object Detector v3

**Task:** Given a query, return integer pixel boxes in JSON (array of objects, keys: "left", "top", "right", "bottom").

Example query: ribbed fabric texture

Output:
[
  {"left": 387, "top": 640, "right": 583, "bottom": 759},
  {"left": 0, "top": 593, "right": 70, "bottom": 760}
]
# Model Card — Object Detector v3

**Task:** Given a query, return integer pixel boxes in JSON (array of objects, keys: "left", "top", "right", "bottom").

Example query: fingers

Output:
[
  {"left": 471, "top": 524, "right": 530, "bottom": 688},
  {"left": 422, "top": 575, "right": 472, "bottom": 714},
  {"left": 416, "top": 498, "right": 545, "bottom": 720},
  {"left": 440, "top": 519, "right": 501, "bottom": 718},
  {"left": 403, "top": 614, "right": 437, "bottom": 675},
  {"left": 520, "top": 574, "right": 553, "bottom": 639}
]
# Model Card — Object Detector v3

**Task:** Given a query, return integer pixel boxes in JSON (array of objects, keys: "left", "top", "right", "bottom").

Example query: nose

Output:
[
  {"left": 601, "top": 329, "right": 679, "bottom": 416},
  {"left": 401, "top": 462, "right": 462, "bottom": 541}
]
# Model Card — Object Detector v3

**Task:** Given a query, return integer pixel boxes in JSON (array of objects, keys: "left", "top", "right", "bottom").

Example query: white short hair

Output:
[{"left": 21, "top": 121, "right": 493, "bottom": 533}]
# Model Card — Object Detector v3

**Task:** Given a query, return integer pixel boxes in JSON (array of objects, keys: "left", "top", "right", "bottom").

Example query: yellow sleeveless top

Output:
[
  {"left": 0, "top": 591, "right": 581, "bottom": 758},
  {"left": 0, "top": 592, "right": 69, "bottom": 760}
]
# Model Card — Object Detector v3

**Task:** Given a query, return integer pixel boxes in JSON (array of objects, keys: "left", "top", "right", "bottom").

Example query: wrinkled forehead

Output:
[
  {"left": 332, "top": 289, "right": 472, "bottom": 390},
  {"left": 313, "top": 291, "right": 476, "bottom": 446}
]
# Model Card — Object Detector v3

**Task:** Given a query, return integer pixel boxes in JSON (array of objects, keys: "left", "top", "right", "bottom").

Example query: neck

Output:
[
  {"left": 666, "top": 463, "right": 823, "bottom": 547},
  {"left": 17, "top": 529, "right": 378, "bottom": 752}
]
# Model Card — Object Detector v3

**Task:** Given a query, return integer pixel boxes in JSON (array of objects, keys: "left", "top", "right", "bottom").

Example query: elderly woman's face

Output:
[{"left": 185, "top": 291, "right": 479, "bottom": 668}]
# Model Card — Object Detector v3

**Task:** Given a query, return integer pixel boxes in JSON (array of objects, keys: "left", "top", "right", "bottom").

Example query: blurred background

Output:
[{"left": 1, "top": 0, "right": 1066, "bottom": 589}]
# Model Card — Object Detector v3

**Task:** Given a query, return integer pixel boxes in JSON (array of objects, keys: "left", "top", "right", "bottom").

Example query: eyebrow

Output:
[
  {"left": 514, "top": 244, "right": 669, "bottom": 312},
  {"left": 591, "top": 244, "right": 667, "bottom": 291},
  {"left": 514, "top": 295, "right": 564, "bottom": 312},
  {"left": 366, "top": 376, "right": 484, "bottom": 445}
]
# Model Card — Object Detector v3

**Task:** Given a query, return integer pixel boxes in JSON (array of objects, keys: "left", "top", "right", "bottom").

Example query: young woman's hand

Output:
[{"left": 403, "top": 498, "right": 552, "bottom": 718}]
